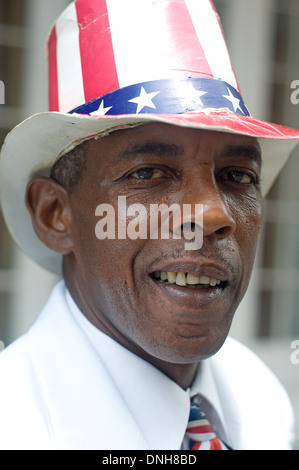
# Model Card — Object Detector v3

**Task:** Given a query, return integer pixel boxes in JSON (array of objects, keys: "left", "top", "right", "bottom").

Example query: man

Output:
[{"left": 0, "top": 0, "right": 298, "bottom": 450}]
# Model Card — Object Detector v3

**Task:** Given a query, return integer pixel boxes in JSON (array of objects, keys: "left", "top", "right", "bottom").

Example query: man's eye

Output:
[
  {"left": 222, "top": 170, "right": 254, "bottom": 184},
  {"left": 130, "top": 168, "right": 165, "bottom": 180}
]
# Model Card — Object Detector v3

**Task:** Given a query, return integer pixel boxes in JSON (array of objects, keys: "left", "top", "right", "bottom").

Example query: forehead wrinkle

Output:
[{"left": 115, "top": 141, "right": 185, "bottom": 162}]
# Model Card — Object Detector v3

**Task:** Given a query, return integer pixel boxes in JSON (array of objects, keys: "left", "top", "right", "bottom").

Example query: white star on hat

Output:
[
  {"left": 222, "top": 88, "right": 243, "bottom": 114},
  {"left": 89, "top": 100, "right": 113, "bottom": 116},
  {"left": 129, "top": 86, "right": 160, "bottom": 114},
  {"left": 184, "top": 82, "right": 208, "bottom": 106}
]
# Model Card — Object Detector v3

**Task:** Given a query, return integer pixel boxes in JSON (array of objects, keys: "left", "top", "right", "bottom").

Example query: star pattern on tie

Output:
[
  {"left": 128, "top": 86, "right": 160, "bottom": 113},
  {"left": 89, "top": 100, "right": 113, "bottom": 116},
  {"left": 186, "top": 402, "right": 231, "bottom": 451}
]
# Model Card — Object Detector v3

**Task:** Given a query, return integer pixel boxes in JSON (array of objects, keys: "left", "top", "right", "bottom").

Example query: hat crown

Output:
[{"left": 48, "top": 0, "right": 240, "bottom": 114}]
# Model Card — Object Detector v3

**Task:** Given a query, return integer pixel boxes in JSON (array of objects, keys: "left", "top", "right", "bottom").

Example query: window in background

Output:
[
  {"left": 259, "top": 0, "right": 299, "bottom": 338},
  {"left": 0, "top": 0, "right": 26, "bottom": 345}
]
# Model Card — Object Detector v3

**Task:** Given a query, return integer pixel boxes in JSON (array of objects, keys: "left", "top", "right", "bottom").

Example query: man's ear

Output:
[{"left": 25, "top": 176, "right": 74, "bottom": 255}]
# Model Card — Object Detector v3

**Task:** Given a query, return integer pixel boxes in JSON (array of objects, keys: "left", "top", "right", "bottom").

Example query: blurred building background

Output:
[{"left": 0, "top": 0, "right": 298, "bottom": 449}]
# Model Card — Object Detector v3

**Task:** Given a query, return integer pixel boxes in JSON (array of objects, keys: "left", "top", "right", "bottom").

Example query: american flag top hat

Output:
[{"left": 1, "top": 0, "right": 299, "bottom": 275}]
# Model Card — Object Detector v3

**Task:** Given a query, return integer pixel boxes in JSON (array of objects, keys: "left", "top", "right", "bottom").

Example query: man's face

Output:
[{"left": 65, "top": 123, "right": 263, "bottom": 368}]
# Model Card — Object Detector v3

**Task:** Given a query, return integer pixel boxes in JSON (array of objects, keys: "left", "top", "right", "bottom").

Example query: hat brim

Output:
[{"left": 1, "top": 109, "right": 299, "bottom": 275}]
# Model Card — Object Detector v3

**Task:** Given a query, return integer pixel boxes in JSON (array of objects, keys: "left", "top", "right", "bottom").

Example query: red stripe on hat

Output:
[
  {"left": 75, "top": 0, "right": 119, "bottom": 104},
  {"left": 163, "top": 0, "right": 213, "bottom": 78},
  {"left": 47, "top": 26, "right": 59, "bottom": 111}
]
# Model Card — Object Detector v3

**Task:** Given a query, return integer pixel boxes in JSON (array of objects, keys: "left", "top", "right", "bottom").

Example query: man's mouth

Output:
[
  {"left": 147, "top": 258, "right": 234, "bottom": 309},
  {"left": 152, "top": 271, "right": 225, "bottom": 288}
]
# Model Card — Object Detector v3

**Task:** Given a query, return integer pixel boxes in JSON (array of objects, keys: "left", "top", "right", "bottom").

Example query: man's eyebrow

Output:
[
  {"left": 221, "top": 145, "right": 262, "bottom": 168},
  {"left": 115, "top": 141, "right": 262, "bottom": 166},
  {"left": 116, "top": 142, "right": 185, "bottom": 161}
]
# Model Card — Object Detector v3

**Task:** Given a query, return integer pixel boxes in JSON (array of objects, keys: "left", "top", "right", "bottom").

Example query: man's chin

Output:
[{"left": 135, "top": 316, "right": 231, "bottom": 367}]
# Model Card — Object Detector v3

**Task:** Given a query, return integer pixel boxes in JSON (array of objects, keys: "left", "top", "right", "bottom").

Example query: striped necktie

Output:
[{"left": 186, "top": 401, "right": 231, "bottom": 450}]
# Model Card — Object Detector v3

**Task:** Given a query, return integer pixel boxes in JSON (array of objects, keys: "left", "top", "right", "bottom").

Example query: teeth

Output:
[
  {"left": 186, "top": 273, "right": 202, "bottom": 285},
  {"left": 155, "top": 271, "right": 221, "bottom": 286},
  {"left": 176, "top": 272, "right": 186, "bottom": 286},
  {"left": 209, "top": 278, "right": 217, "bottom": 287},
  {"left": 167, "top": 272, "right": 177, "bottom": 284}
]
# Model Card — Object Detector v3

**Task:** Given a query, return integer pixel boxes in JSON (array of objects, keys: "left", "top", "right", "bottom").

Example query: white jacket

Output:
[{"left": 0, "top": 282, "right": 294, "bottom": 450}]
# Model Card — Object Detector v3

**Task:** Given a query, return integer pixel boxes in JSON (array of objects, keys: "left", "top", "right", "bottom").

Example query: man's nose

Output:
[
  {"left": 201, "top": 194, "right": 236, "bottom": 239},
  {"left": 176, "top": 176, "right": 236, "bottom": 240}
]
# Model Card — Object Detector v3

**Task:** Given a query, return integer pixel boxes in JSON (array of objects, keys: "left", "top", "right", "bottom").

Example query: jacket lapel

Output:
[{"left": 27, "top": 282, "right": 150, "bottom": 449}]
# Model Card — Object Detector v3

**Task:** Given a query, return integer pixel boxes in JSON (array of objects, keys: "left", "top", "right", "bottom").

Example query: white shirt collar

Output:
[{"left": 65, "top": 288, "right": 227, "bottom": 449}]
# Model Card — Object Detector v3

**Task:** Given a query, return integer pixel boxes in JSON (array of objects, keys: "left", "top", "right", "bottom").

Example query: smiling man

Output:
[
  {"left": 0, "top": 0, "right": 299, "bottom": 450},
  {"left": 35, "top": 125, "right": 263, "bottom": 389}
]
